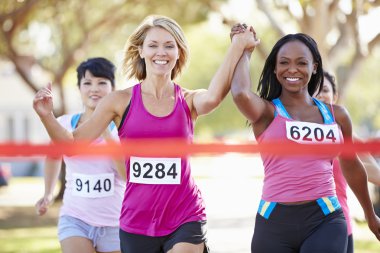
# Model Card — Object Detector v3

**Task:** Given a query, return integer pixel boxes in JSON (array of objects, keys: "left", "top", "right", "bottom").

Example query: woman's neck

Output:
[
  {"left": 279, "top": 92, "right": 313, "bottom": 107},
  {"left": 141, "top": 75, "right": 174, "bottom": 99},
  {"left": 80, "top": 108, "right": 94, "bottom": 122}
]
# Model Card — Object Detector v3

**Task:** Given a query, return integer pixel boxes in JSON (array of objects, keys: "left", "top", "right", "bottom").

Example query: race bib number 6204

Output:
[
  {"left": 129, "top": 157, "right": 181, "bottom": 185},
  {"left": 286, "top": 121, "right": 341, "bottom": 144}
]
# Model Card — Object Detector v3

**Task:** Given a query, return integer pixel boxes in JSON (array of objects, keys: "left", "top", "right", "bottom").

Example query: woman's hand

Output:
[
  {"left": 33, "top": 83, "right": 54, "bottom": 118},
  {"left": 35, "top": 194, "right": 54, "bottom": 216},
  {"left": 230, "top": 23, "right": 260, "bottom": 52},
  {"left": 230, "top": 23, "right": 247, "bottom": 40}
]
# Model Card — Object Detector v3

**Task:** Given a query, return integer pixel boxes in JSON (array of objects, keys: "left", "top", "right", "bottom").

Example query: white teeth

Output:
[
  {"left": 154, "top": 60, "right": 167, "bottom": 65},
  {"left": 286, "top": 77, "right": 300, "bottom": 82}
]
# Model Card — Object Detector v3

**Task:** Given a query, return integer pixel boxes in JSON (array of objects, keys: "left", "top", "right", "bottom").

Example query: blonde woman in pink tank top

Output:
[{"left": 33, "top": 15, "right": 259, "bottom": 253}]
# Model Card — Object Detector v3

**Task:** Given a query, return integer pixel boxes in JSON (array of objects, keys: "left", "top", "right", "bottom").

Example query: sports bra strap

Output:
[
  {"left": 272, "top": 98, "right": 291, "bottom": 119},
  {"left": 71, "top": 113, "right": 81, "bottom": 128},
  {"left": 272, "top": 98, "right": 335, "bottom": 124},
  {"left": 71, "top": 113, "right": 115, "bottom": 131},
  {"left": 312, "top": 98, "right": 335, "bottom": 124}
]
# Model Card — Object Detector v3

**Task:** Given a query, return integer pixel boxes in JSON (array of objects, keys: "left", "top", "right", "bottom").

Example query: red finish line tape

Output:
[{"left": 0, "top": 139, "right": 379, "bottom": 158}]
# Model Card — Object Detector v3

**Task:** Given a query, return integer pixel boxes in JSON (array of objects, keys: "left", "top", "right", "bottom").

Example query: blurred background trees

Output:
[
  {"left": 0, "top": 0, "right": 223, "bottom": 115},
  {"left": 252, "top": 0, "right": 380, "bottom": 134},
  {"left": 1, "top": 0, "right": 379, "bottom": 135}
]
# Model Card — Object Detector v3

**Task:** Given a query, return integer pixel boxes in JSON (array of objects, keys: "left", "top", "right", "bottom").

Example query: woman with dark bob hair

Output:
[{"left": 35, "top": 57, "right": 125, "bottom": 253}]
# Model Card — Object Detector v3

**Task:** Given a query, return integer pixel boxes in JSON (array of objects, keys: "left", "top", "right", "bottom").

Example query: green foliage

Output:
[
  {"left": 355, "top": 240, "right": 380, "bottom": 253},
  {"left": 2, "top": 0, "right": 379, "bottom": 136},
  {"left": 177, "top": 23, "right": 249, "bottom": 138},
  {"left": 0, "top": 0, "right": 223, "bottom": 65},
  {"left": 344, "top": 48, "right": 380, "bottom": 136},
  {"left": 0, "top": 0, "right": 227, "bottom": 115}
]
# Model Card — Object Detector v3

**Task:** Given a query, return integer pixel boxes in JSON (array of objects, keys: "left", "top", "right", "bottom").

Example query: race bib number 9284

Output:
[{"left": 129, "top": 157, "right": 181, "bottom": 185}]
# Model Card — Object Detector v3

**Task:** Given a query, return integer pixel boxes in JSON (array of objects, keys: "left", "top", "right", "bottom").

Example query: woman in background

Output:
[
  {"left": 315, "top": 70, "right": 380, "bottom": 253},
  {"left": 35, "top": 57, "right": 125, "bottom": 253}
]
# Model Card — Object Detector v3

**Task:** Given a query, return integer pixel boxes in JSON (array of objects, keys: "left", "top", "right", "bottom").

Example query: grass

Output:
[
  {"left": 0, "top": 227, "right": 378, "bottom": 253},
  {"left": 354, "top": 221, "right": 380, "bottom": 253},
  {"left": 355, "top": 240, "right": 380, "bottom": 253},
  {"left": 0, "top": 227, "right": 60, "bottom": 253}
]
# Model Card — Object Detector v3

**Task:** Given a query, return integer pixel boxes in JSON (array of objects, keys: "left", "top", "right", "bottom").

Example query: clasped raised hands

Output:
[{"left": 230, "top": 23, "right": 260, "bottom": 52}]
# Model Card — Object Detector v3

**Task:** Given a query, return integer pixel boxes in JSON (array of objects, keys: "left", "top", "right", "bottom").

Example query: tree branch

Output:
[
  {"left": 256, "top": 0, "right": 285, "bottom": 37},
  {"left": 0, "top": 0, "right": 39, "bottom": 22},
  {"left": 368, "top": 33, "right": 380, "bottom": 52}
]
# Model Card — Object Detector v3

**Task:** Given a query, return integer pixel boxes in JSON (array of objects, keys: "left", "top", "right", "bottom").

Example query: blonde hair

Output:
[{"left": 122, "top": 15, "right": 189, "bottom": 81}]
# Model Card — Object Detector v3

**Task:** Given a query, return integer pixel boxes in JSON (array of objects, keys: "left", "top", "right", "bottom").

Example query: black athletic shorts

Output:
[
  {"left": 251, "top": 197, "right": 347, "bottom": 253},
  {"left": 119, "top": 221, "right": 209, "bottom": 253}
]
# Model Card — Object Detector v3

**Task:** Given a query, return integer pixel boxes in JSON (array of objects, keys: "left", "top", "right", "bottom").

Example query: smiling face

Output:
[
  {"left": 139, "top": 27, "right": 179, "bottom": 79},
  {"left": 79, "top": 70, "right": 113, "bottom": 110},
  {"left": 275, "top": 40, "right": 317, "bottom": 94}
]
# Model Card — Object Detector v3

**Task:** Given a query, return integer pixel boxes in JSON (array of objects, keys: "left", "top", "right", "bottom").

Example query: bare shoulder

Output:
[
  {"left": 182, "top": 87, "right": 206, "bottom": 108},
  {"left": 111, "top": 87, "right": 134, "bottom": 115},
  {"left": 113, "top": 87, "right": 133, "bottom": 100},
  {"left": 331, "top": 104, "right": 353, "bottom": 137},
  {"left": 331, "top": 104, "right": 350, "bottom": 123},
  {"left": 181, "top": 87, "right": 196, "bottom": 97},
  {"left": 182, "top": 87, "right": 208, "bottom": 99}
]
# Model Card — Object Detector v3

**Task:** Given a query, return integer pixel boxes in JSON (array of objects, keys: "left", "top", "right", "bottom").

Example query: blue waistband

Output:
[
  {"left": 257, "top": 200, "right": 277, "bottom": 219},
  {"left": 316, "top": 196, "right": 341, "bottom": 215},
  {"left": 258, "top": 196, "right": 341, "bottom": 219}
]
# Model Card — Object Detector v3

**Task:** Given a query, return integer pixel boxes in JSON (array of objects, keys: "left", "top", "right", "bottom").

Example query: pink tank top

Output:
[
  {"left": 58, "top": 114, "right": 125, "bottom": 227},
  {"left": 333, "top": 159, "right": 352, "bottom": 235},
  {"left": 257, "top": 98, "right": 340, "bottom": 202},
  {"left": 118, "top": 83, "right": 206, "bottom": 236}
]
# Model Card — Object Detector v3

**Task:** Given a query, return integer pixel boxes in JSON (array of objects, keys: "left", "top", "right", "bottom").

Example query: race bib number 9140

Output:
[
  {"left": 129, "top": 157, "right": 181, "bottom": 185},
  {"left": 286, "top": 121, "right": 341, "bottom": 144},
  {"left": 72, "top": 173, "right": 114, "bottom": 198}
]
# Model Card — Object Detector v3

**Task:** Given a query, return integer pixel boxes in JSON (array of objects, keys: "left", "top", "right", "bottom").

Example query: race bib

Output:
[
  {"left": 286, "top": 121, "right": 341, "bottom": 144},
  {"left": 72, "top": 173, "right": 114, "bottom": 198},
  {"left": 129, "top": 157, "right": 181, "bottom": 185}
]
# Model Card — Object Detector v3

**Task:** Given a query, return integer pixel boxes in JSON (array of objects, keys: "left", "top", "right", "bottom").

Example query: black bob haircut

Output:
[{"left": 76, "top": 57, "right": 116, "bottom": 87}]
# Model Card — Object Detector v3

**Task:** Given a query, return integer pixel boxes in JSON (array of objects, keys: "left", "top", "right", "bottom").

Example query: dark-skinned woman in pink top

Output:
[{"left": 230, "top": 24, "right": 380, "bottom": 253}]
